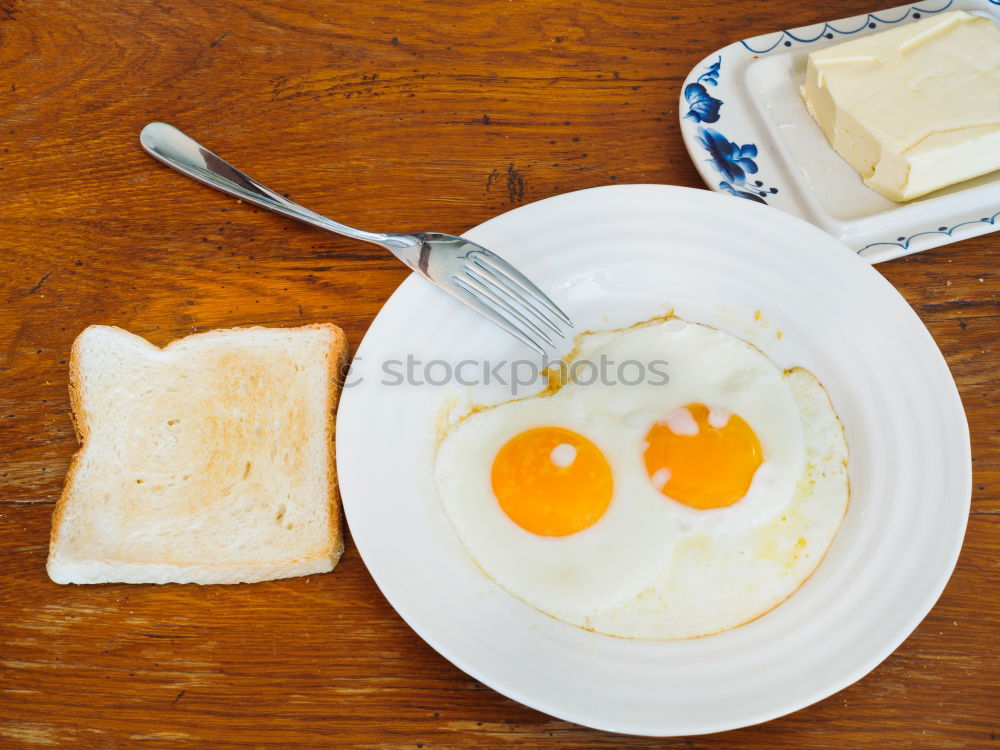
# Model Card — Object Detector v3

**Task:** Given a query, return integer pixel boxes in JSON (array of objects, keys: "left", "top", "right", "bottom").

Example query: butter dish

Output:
[{"left": 678, "top": 0, "right": 1000, "bottom": 262}]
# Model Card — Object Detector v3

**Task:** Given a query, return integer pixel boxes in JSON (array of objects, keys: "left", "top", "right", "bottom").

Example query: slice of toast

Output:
[{"left": 47, "top": 323, "right": 348, "bottom": 585}]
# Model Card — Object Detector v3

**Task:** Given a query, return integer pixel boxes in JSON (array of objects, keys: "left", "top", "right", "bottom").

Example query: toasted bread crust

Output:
[
  {"left": 321, "top": 322, "right": 349, "bottom": 569},
  {"left": 48, "top": 325, "right": 104, "bottom": 563}
]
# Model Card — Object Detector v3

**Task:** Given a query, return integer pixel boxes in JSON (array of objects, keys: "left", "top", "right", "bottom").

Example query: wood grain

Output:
[{"left": 1, "top": 0, "right": 997, "bottom": 747}]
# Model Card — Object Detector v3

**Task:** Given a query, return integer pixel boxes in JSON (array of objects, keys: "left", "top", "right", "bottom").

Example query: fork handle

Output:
[{"left": 139, "top": 122, "right": 421, "bottom": 261}]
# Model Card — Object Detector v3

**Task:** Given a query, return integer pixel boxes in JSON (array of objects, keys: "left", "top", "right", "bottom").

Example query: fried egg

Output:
[{"left": 433, "top": 317, "right": 849, "bottom": 639}]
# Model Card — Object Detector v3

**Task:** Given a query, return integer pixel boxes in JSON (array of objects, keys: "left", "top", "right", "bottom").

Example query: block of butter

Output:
[{"left": 801, "top": 10, "right": 1000, "bottom": 202}]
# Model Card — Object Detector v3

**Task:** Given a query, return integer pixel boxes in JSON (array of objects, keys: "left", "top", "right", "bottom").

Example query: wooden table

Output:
[{"left": 1, "top": 1, "right": 997, "bottom": 746}]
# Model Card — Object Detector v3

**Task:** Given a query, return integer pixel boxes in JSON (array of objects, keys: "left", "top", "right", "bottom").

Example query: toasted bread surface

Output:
[{"left": 47, "top": 323, "right": 347, "bottom": 585}]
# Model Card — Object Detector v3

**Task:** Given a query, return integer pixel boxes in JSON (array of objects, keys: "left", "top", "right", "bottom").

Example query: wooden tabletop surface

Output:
[{"left": 1, "top": 0, "right": 997, "bottom": 747}]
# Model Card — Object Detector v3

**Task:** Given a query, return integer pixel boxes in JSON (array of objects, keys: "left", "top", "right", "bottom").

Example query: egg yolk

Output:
[
  {"left": 491, "top": 427, "right": 613, "bottom": 537},
  {"left": 643, "top": 403, "right": 763, "bottom": 510}
]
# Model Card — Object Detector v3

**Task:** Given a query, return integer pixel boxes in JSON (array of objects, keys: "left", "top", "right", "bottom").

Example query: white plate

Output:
[
  {"left": 336, "top": 185, "right": 970, "bottom": 736},
  {"left": 678, "top": 0, "right": 1000, "bottom": 263}
]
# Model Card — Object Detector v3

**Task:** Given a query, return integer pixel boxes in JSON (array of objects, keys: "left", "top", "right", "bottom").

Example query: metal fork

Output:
[{"left": 139, "top": 123, "right": 572, "bottom": 354}]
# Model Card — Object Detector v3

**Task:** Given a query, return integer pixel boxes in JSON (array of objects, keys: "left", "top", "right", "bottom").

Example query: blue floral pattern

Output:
[
  {"left": 685, "top": 56, "right": 779, "bottom": 205},
  {"left": 696, "top": 128, "right": 780, "bottom": 202},
  {"left": 684, "top": 84, "right": 722, "bottom": 123},
  {"left": 697, "top": 129, "right": 758, "bottom": 184},
  {"left": 719, "top": 180, "right": 766, "bottom": 204},
  {"left": 683, "top": 57, "right": 723, "bottom": 123}
]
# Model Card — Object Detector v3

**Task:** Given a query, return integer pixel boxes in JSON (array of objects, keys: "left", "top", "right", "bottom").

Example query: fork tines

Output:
[{"left": 451, "top": 251, "right": 573, "bottom": 355}]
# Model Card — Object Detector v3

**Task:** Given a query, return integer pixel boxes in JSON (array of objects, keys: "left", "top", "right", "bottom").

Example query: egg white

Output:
[{"left": 433, "top": 318, "right": 848, "bottom": 639}]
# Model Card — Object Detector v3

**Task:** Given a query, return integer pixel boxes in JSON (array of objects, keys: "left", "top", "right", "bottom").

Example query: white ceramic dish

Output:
[
  {"left": 678, "top": 0, "right": 1000, "bottom": 263},
  {"left": 336, "top": 185, "right": 970, "bottom": 736}
]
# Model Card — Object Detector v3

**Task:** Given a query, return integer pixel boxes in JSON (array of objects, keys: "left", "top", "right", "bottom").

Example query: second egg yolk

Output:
[
  {"left": 643, "top": 403, "right": 763, "bottom": 510},
  {"left": 491, "top": 426, "right": 613, "bottom": 537}
]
